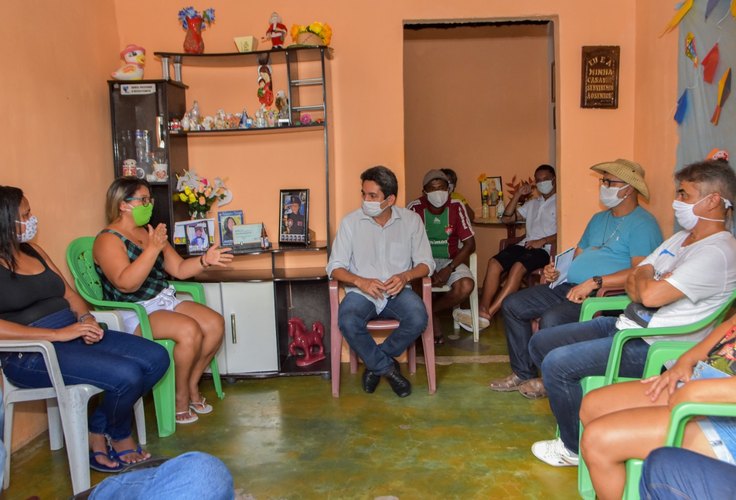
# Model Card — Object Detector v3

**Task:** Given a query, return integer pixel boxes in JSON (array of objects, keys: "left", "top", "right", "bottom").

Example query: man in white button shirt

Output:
[
  {"left": 327, "top": 166, "right": 435, "bottom": 397},
  {"left": 455, "top": 164, "right": 557, "bottom": 331}
]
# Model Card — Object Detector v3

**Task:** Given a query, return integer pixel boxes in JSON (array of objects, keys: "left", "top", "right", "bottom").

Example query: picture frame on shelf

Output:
[
  {"left": 218, "top": 209, "right": 244, "bottom": 247},
  {"left": 185, "top": 221, "right": 210, "bottom": 254},
  {"left": 278, "top": 189, "right": 309, "bottom": 245},
  {"left": 480, "top": 176, "right": 503, "bottom": 207}
]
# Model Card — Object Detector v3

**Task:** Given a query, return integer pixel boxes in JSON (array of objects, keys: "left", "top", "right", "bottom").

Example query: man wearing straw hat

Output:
[{"left": 491, "top": 159, "right": 663, "bottom": 398}]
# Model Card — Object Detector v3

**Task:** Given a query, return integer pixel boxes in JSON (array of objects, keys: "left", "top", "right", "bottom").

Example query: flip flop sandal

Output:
[
  {"left": 189, "top": 396, "right": 213, "bottom": 414},
  {"left": 89, "top": 450, "right": 123, "bottom": 473},
  {"left": 109, "top": 445, "right": 152, "bottom": 468},
  {"left": 176, "top": 410, "right": 199, "bottom": 424}
]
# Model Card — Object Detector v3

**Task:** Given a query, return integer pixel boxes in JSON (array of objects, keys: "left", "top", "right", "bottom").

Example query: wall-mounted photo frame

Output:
[
  {"left": 218, "top": 209, "right": 244, "bottom": 247},
  {"left": 279, "top": 189, "right": 309, "bottom": 245},
  {"left": 480, "top": 176, "right": 503, "bottom": 207}
]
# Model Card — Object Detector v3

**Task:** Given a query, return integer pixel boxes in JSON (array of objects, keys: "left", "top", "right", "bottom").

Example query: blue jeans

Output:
[
  {"left": 1, "top": 309, "right": 169, "bottom": 440},
  {"left": 90, "top": 451, "right": 234, "bottom": 499},
  {"left": 640, "top": 447, "right": 736, "bottom": 500},
  {"left": 529, "top": 316, "right": 650, "bottom": 453},
  {"left": 338, "top": 289, "right": 428, "bottom": 374},
  {"left": 500, "top": 283, "right": 582, "bottom": 380}
]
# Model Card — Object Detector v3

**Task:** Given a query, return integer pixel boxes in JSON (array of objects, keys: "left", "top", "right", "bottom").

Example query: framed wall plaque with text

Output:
[{"left": 581, "top": 46, "right": 620, "bottom": 109}]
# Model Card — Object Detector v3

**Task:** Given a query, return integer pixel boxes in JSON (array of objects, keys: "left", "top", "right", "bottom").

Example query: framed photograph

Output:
[
  {"left": 185, "top": 221, "right": 210, "bottom": 254},
  {"left": 218, "top": 209, "right": 244, "bottom": 247},
  {"left": 279, "top": 189, "right": 309, "bottom": 245},
  {"left": 480, "top": 176, "right": 503, "bottom": 207}
]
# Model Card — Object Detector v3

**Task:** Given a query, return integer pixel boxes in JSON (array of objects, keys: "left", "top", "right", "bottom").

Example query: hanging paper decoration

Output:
[
  {"left": 732, "top": 0, "right": 736, "bottom": 17},
  {"left": 685, "top": 32, "right": 698, "bottom": 66},
  {"left": 661, "top": 0, "right": 694, "bottom": 36},
  {"left": 702, "top": 43, "right": 720, "bottom": 83},
  {"left": 711, "top": 68, "right": 732, "bottom": 125},
  {"left": 674, "top": 89, "right": 689, "bottom": 124},
  {"left": 706, "top": 0, "right": 721, "bottom": 19}
]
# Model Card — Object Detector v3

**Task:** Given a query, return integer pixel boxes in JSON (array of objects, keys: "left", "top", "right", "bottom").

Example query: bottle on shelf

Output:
[{"left": 134, "top": 129, "right": 151, "bottom": 179}]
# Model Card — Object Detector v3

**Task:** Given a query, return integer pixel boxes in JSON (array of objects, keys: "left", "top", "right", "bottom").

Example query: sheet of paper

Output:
[
  {"left": 233, "top": 223, "right": 263, "bottom": 245},
  {"left": 549, "top": 246, "right": 576, "bottom": 289}
]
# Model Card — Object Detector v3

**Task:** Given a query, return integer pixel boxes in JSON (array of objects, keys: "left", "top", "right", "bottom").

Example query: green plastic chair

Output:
[
  {"left": 66, "top": 236, "right": 224, "bottom": 438},
  {"left": 576, "top": 290, "right": 736, "bottom": 499}
]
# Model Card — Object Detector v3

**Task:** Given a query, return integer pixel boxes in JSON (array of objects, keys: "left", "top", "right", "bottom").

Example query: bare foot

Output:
[
  {"left": 89, "top": 433, "right": 118, "bottom": 469},
  {"left": 110, "top": 436, "right": 150, "bottom": 465}
]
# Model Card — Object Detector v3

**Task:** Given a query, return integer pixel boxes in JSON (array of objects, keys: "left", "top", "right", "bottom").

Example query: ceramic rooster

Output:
[{"left": 111, "top": 44, "right": 146, "bottom": 81}]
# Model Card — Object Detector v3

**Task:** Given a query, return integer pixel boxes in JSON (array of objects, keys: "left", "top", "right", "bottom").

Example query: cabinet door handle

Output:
[
  {"left": 230, "top": 313, "right": 237, "bottom": 344},
  {"left": 156, "top": 116, "right": 165, "bottom": 149}
]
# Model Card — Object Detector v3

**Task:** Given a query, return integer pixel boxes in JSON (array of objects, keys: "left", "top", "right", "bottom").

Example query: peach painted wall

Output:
[
  {"left": 3, "top": 0, "right": 682, "bottom": 450},
  {"left": 112, "top": 0, "right": 645, "bottom": 250},
  {"left": 1, "top": 0, "right": 121, "bottom": 450}
]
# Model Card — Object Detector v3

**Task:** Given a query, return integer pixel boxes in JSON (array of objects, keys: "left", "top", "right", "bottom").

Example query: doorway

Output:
[{"left": 403, "top": 20, "right": 557, "bottom": 280}]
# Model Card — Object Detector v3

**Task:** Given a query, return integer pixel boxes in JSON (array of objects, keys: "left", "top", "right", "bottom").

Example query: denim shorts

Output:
[{"left": 689, "top": 361, "right": 736, "bottom": 464}]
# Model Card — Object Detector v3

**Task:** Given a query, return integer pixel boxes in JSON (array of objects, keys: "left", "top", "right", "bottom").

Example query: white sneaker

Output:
[
  {"left": 531, "top": 438, "right": 579, "bottom": 467},
  {"left": 452, "top": 309, "right": 490, "bottom": 332}
]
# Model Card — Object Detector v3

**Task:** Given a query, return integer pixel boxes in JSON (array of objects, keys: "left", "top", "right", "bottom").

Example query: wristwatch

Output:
[{"left": 592, "top": 276, "right": 603, "bottom": 290}]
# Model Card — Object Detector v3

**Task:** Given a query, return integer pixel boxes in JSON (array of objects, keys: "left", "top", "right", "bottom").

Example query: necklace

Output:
[{"left": 600, "top": 212, "right": 626, "bottom": 247}]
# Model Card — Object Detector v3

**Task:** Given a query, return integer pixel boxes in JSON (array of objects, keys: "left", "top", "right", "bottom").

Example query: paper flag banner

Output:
[
  {"left": 661, "top": 0, "right": 694, "bottom": 36},
  {"left": 674, "top": 89, "right": 689, "bottom": 124},
  {"left": 685, "top": 32, "right": 698, "bottom": 66},
  {"left": 703, "top": 43, "right": 720, "bottom": 83},
  {"left": 706, "top": 0, "right": 721, "bottom": 19},
  {"left": 711, "top": 68, "right": 731, "bottom": 125}
]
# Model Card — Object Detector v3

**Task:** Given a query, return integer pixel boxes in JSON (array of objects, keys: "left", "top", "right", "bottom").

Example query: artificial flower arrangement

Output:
[
  {"left": 178, "top": 6, "right": 216, "bottom": 30},
  {"left": 174, "top": 171, "right": 229, "bottom": 219},
  {"left": 290, "top": 22, "right": 333, "bottom": 46}
]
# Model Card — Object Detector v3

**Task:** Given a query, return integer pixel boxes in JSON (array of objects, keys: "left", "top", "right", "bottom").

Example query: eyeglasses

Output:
[
  {"left": 125, "top": 196, "right": 154, "bottom": 206},
  {"left": 599, "top": 178, "right": 628, "bottom": 188}
]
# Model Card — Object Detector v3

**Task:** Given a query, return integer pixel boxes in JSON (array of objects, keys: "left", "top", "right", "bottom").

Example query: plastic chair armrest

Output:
[
  {"left": 666, "top": 402, "right": 736, "bottom": 446},
  {"left": 0, "top": 340, "right": 65, "bottom": 390},
  {"left": 641, "top": 341, "right": 697, "bottom": 378},
  {"left": 170, "top": 281, "right": 206, "bottom": 304},
  {"left": 579, "top": 295, "right": 632, "bottom": 322}
]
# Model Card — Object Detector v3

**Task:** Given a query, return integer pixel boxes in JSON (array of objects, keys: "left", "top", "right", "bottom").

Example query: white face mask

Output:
[
  {"left": 536, "top": 180, "right": 554, "bottom": 195},
  {"left": 672, "top": 195, "right": 726, "bottom": 230},
  {"left": 599, "top": 184, "right": 628, "bottom": 208},
  {"left": 16, "top": 215, "right": 38, "bottom": 242},
  {"left": 362, "top": 200, "right": 386, "bottom": 218},
  {"left": 426, "top": 190, "right": 449, "bottom": 208}
]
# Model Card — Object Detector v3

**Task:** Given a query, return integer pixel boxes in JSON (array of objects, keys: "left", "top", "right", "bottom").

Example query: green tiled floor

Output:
[{"left": 6, "top": 316, "right": 577, "bottom": 499}]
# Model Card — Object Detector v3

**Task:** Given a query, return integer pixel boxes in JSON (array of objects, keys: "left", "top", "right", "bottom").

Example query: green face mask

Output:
[{"left": 130, "top": 203, "right": 153, "bottom": 226}]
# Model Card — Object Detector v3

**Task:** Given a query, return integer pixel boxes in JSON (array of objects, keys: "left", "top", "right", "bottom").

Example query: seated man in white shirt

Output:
[
  {"left": 455, "top": 164, "right": 557, "bottom": 331},
  {"left": 327, "top": 166, "right": 435, "bottom": 397}
]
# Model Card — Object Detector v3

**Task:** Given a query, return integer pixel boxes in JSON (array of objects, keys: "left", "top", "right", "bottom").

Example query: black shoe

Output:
[
  {"left": 384, "top": 367, "right": 412, "bottom": 398},
  {"left": 362, "top": 368, "right": 381, "bottom": 393}
]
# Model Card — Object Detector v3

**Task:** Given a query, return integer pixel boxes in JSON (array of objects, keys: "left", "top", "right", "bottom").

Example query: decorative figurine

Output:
[
  {"left": 238, "top": 107, "right": 252, "bottom": 128},
  {"left": 111, "top": 44, "right": 146, "bottom": 81},
  {"left": 287, "top": 318, "right": 326, "bottom": 367},
  {"left": 263, "top": 12, "right": 288, "bottom": 49},
  {"left": 275, "top": 90, "right": 290, "bottom": 125},
  {"left": 257, "top": 63, "right": 274, "bottom": 107}
]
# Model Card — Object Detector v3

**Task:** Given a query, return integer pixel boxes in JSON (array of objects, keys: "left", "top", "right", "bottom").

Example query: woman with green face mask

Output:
[{"left": 94, "top": 178, "right": 233, "bottom": 425}]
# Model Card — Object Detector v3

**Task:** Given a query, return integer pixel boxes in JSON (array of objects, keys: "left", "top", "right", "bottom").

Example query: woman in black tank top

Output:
[{"left": 0, "top": 186, "right": 169, "bottom": 472}]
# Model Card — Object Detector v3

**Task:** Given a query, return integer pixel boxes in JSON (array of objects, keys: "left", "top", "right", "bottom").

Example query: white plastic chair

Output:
[
  {"left": 1, "top": 311, "right": 145, "bottom": 495},
  {"left": 432, "top": 253, "right": 480, "bottom": 342}
]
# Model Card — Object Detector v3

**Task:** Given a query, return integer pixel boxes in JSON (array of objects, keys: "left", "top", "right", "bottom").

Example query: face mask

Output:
[
  {"left": 16, "top": 215, "right": 38, "bottom": 242},
  {"left": 362, "top": 200, "right": 386, "bottom": 218},
  {"left": 129, "top": 203, "right": 153, "bottom": 226},
  {"left": 599, "top": 185, "right": 628, "bottom": 208},
  {"left": 426, "top": 190, "right": 449, "bottom": 208},
  {"left": 536, "top": 180, "right": 554, "bottom": 195},
  {"left": 672, "top": 195, "right": 725, "bottom": 230}
]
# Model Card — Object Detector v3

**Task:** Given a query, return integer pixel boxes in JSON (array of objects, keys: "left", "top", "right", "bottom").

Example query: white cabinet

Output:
[{"left": 220, "top": 282, "right": 279, "bottom": 374}]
